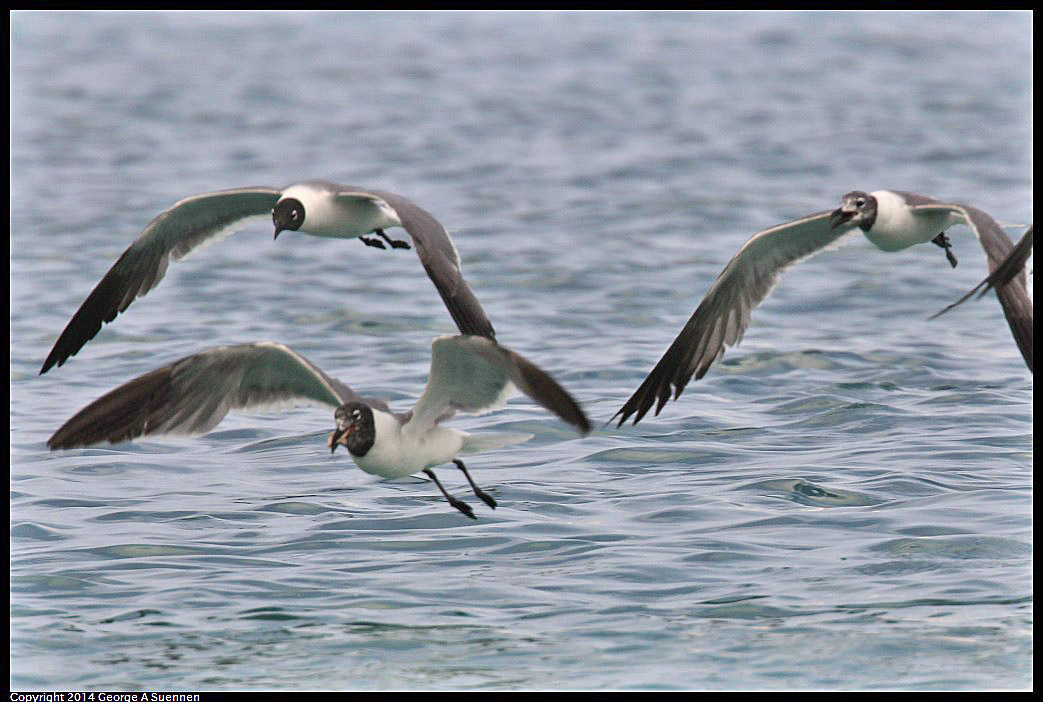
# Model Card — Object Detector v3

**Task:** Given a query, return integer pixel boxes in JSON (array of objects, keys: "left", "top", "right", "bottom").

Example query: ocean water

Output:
[{"left": 9, "top": 11, "right": 1032, "bottom": 691}]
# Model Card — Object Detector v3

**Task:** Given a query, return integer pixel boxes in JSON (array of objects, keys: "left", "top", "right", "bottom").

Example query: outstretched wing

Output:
[
  {"left": 613, "top": 210, "right": 856, "bottom": 426},
  {"left": 911, "top": 205, "right": 1032, "bottom": 372},
  {"left": 407, "top": 335, "right": 590, "bottom": 435},
  {"left": 47, "top": 342, "right": 377, "bottom": 449},
  {"left": 366, "top": 189, "right": 497, "bottom": 341},
  {"left": 40, "top": 188, "right": 282, "bottom": 374}
]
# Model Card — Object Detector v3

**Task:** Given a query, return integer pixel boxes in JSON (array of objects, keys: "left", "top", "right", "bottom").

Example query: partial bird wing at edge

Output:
[
  {"left": 930, "top": 225, "right": 1033, "bottom": 318},
  {"left": 912, "top": 205, "right": 1032, "bottom": 372}
]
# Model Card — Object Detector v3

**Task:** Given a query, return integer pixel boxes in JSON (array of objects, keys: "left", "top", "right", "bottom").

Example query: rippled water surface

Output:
[{"left": 10, "top": 11, "right": 1032, "bottom": 691}]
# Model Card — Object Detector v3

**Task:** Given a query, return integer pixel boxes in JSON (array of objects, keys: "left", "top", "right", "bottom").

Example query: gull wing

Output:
[
  {"left": 613, "top": 210, "right": 855, "bottom": 426},
  {"left": 366, "top": 189, "right": 497, "bottom": 340},
  {"left": 47, "top": 342, "right": 379, "bottom": 449},
  {"left": 910, "top": 205, "right": 1032, "bottom": 372},
  {"left": 40, "top": 188, "right": 282, "bottom": 374},
  {"left": 406, "top": 335, "right": 590, "bottom": 436},
  {"left": 931, "top": 225, "right": 1033, "bottom": 316}
]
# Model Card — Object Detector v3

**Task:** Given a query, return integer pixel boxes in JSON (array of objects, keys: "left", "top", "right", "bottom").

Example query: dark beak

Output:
[
  {"left": 327, "top": 428, "right": 343, "bottom": 453},
  {"left": 829, "top": 206, "right": 855, "bottom": 229},
  {"left": 327, "top": 425, "right": 352, "bottom": 453},
  {"left": 272, "top": 208, "right": 285, "bottom": 240}
]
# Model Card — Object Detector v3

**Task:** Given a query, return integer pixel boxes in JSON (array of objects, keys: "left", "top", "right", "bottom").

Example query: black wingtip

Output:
[
  {"left": 47, "top": 365, "right": 174, "bottom": 450},
  {"left": 39, "top": 344, "right": 73, "bottom": 374},
  {"left": 576, "top": 414, "right": 594, "bottom": 436}
]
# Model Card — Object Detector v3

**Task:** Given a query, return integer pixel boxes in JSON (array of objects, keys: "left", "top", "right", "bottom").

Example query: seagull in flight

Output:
[
  {"left": 613, "top": 190, "right": 1033, "bottom": 426},
  {"left": 40, "top": 181, "right": 495, "bottom": 374},
  {"left": 931, "top": 225, "right": 1033, "bottom": 320},
  {"left": 47, "top": 336, "right": 591, "bottom": 519}
]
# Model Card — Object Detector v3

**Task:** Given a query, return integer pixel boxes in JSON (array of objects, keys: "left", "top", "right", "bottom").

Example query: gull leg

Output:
[
  {"left": 376, "top": 228, "right": 411, "bottom": 249},
  {"left": 360, "top": 236, "right": 386, "bottom": 249},
  {"left": 932, "top": 233, "right": 958, "bottom": 268},
  {"left": 453, "top": 458, "right": 497, "bottom": 509},
  {"left": 423, "top": 468, "right": 475, "bottom": 519}
]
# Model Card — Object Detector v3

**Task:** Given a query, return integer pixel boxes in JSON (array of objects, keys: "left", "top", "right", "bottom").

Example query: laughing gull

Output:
[
  {"left": 47, "top": 336, "right": 591, "bottom": 519},
  {"left": 39, "top": 181, "right": 495, "bottom": 374},
  {"left": 931, "top": 225, "right": 1033, "bottom": 320},
  {"left": 613, "top": 190, "right": 1034, "bottom": 426}
]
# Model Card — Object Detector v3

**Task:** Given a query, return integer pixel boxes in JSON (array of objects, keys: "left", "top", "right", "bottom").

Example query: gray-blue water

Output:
[{"left": 10, "top": 11, "right": 1032, "bottom": 692}]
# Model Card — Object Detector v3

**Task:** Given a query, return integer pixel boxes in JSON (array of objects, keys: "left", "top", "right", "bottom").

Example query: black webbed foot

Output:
[
  {"left": 932, "top": 233, "right": 958, "bottom": 268},
  {"left": 454, "top": 458, "right": 497, "bottom": 509},
  {"left": 448, "top": 496, "right": 476, "bottom": 519},
  {"left": 360, "top": 236, "right": 386, "bottom": 249},
  {"left": 424, "top": 467, "right": 477, "bottom": 519},
  {"left": 376, "top": 229, "right": 411, "bottom": 250}
]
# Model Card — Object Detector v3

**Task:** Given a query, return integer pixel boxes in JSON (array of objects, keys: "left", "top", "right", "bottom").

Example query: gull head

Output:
[
  {"left": 830, "top": 191, "right": 877, "bottom": 230},
  {"left": 327, "top": 401, "right": 376, "bottom": 457},
  {"left": 272, "top": 198, "right": 305, "bottom": 239}
]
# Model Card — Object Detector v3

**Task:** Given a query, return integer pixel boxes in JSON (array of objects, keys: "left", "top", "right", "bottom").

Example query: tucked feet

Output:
[
  {"left": 932, "top": 232, "right": 958, "bottom": 268},
  {"left": 376, "top": 228, "right": 411, "bottom": 249},
  {"left": 360, "top": 236, "right": 386, "bottom": 249}
]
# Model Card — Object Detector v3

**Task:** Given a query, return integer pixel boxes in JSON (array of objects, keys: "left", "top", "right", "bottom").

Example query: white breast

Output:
[
  {"left": 350, "top": 408, "right": 465, "bottom": 479},
  {"left": 863, "top": 190, "right": 960, "bottom": 252}
]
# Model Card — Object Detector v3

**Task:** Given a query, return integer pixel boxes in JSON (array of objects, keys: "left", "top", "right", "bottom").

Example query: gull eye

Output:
[{"left": 856, "top": 198, "right": 865, "bottom": 207}]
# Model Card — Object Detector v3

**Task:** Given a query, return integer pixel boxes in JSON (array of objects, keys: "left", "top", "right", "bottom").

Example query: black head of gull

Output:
[
  {"left": 612, "top": 189, "right": 1033, "bottom": 427},
  {"left": 271, "top": 198, "right": 305, "bottom": 238},
  {"left": 47, "top": 335, "right": 592, "bottom": 520},
  {"left": 330, "top": 402, "right": 377, "bottom": 458},
  {"left": 39, "top": 180, "right": 495, "bottom": 375}
]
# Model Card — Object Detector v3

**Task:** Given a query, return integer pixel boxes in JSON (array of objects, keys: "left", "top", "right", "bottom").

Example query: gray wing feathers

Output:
[
  {"left": 892, "top": 190, "right": 942, "bottom": 207},
  {"left": 614, "top": 210, "right": 848, "bottom": 426},
  {"left": 913, "top": 204, "right": 1033, "bottom": 372},
  {"left": 931, "top": 225, "right": 1033, "bottom": 319},
  {"left": 371, "top": 190, "right": 497, "bottom": 340},
  {"left": 40, "top": 188, "right": 281, "bottom": 374},
  {"left": 409, "top": 336, "right": 513, "bottom": 430},
  {"left": 496, "top": 344, "right": 592, "bottom": 435},
  {"left": 985, "top": 224, "right": 1033, "bottom": 292},
  {"left": 958, "top": 207, "right": 1032, "bottom": 372},
  {"left": 48, "top": 342, "right": 355, "bottom": 449},
  {"left": 157, "top": 188, "right": 281, "bottom": 258},
  {"left": 409, "top": 336, "right": 590, "bottom": 435}
]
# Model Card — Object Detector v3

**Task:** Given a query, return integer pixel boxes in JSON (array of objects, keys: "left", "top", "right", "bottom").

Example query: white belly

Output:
[
  {"left": 350, "top": 411, "right": 465, "bottom": 479},
  {"left": 863, "top": 190, "right": 960, "bottom": 252},
  {"left": 281, "top": 183, "right": 402, "bottom": 239}
]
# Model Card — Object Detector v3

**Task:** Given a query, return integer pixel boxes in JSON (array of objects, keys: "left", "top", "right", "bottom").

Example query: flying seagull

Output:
[
  {"left": 613, "top": 190, "right": 1033, "bottom": 427},
  {"left": 47, "top": 336, "right": 591, "bottom": 519},
  {"left": 40, "top": 181, "right": 495, "bottom": 374},
  {"left": 931, "top": 225, "right": 1033, "bottom": 320}
]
